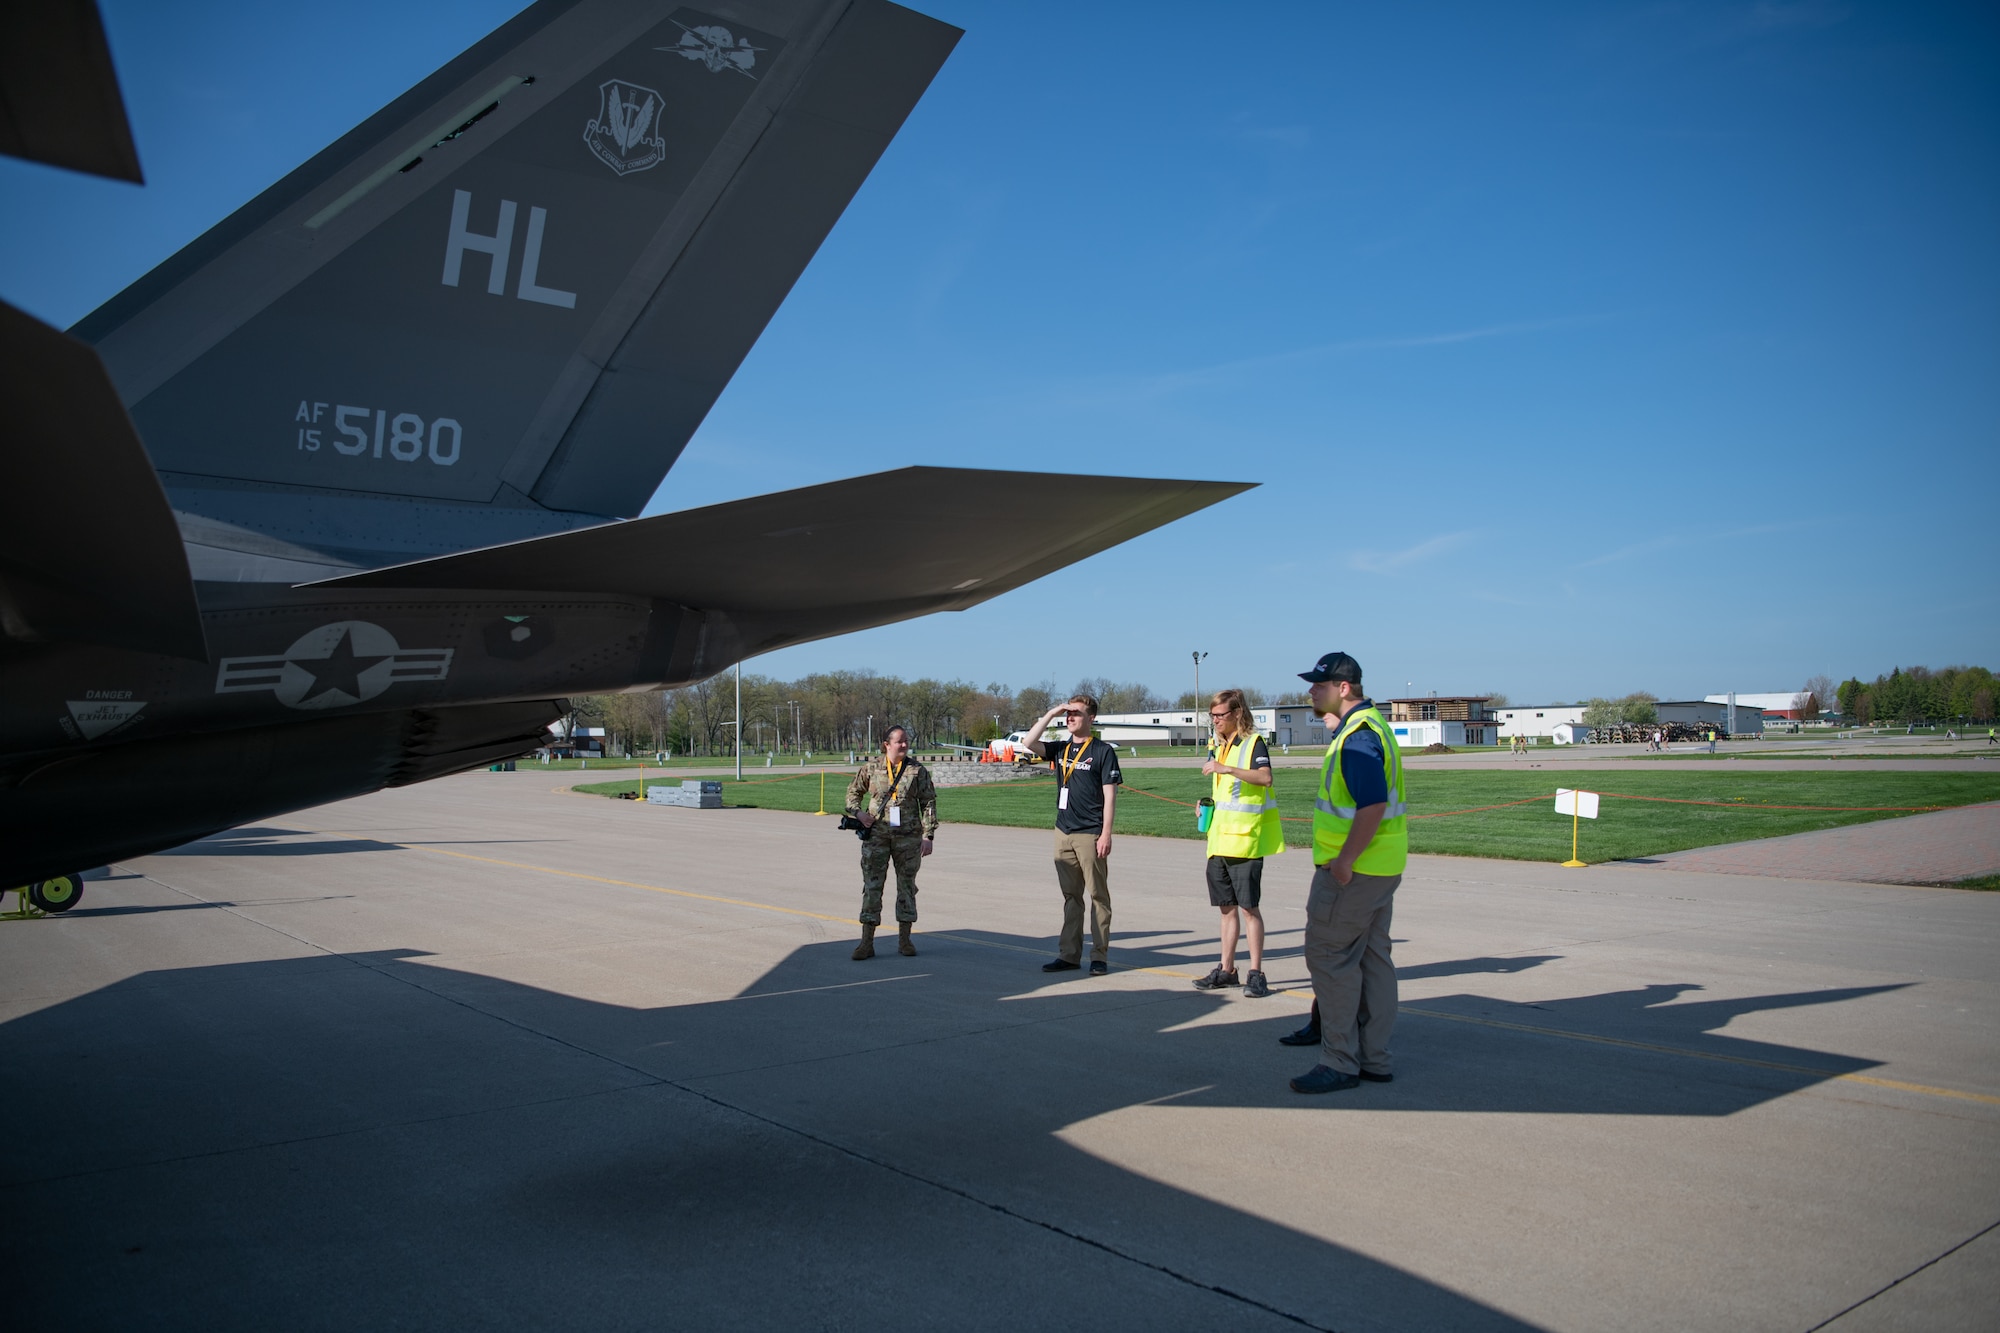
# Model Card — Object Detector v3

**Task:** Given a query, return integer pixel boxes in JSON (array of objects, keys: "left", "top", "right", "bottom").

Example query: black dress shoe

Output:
[
  {"left": 1277, "top": 1023, "right": 1321, "bottom": 1047},
  {"left": 1089, "top": 960, "right": 1109, "bottom": 976},
  {"left": 1358, "top": 1070, "right": 1394, "bottom": 1083},
  {"left": 1041, "top": 958, "right": 1081, "bottom": 972}
]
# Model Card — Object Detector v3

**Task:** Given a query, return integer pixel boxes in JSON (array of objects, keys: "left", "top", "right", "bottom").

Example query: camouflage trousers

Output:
[{"left": 859, "top": 832, "right": 923, "bottom": 926}]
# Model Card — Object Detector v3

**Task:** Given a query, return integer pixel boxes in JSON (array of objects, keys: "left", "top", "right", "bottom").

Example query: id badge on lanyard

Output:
[
  {"left": 888, "top": 806, "right": 902, "bottom": 827},
  {"left": 1058, "top": 739, "right": 1086, "bottom": 811}
]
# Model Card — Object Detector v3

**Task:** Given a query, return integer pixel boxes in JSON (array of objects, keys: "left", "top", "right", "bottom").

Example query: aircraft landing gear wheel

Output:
[{"left": 29, "top": 875, "right": 83, "bottom": 913}]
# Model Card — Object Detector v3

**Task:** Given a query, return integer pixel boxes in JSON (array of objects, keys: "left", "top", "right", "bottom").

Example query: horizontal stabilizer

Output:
[
  {"left": 0, "top": 0, "right": 144, "bottom": 182},
  {"left": 309, "top": 467, "right": 1253, "bottom": 659},
  {"left": 0, "top": 300, "right": 206, "bottom": 661}
]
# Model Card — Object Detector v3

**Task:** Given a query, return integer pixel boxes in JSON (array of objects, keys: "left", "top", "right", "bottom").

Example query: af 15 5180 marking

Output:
[{"left": 293, "top": 400, "right": 461, "bottom": 466}]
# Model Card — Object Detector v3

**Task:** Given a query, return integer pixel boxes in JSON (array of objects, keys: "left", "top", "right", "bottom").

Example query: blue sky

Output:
[{"left": 3, "top": 1, "right": 1994, "bottom": 705}]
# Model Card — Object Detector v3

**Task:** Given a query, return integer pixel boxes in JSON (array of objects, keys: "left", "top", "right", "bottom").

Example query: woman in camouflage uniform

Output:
[{"left": 844, "top": 725, "right": 938, "bottom": 959}]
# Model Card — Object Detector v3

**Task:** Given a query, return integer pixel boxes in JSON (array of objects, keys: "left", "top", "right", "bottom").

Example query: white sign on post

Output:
[{"left": 1554, "top": 788, "right": 1600, "bottom": 819}]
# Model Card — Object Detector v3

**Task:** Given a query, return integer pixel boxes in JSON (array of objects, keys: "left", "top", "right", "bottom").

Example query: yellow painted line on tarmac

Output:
[{"left": 314, "top": 828, "right": 2000, "bottom": 1110}]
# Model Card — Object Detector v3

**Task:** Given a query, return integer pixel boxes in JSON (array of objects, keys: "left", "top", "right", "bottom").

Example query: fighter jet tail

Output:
[
  {"left": 71, "top": 0, "right": 962, "bottom": 576},
  {"left": 310, "top": 467, "right": 1255, "bottom": 664}
]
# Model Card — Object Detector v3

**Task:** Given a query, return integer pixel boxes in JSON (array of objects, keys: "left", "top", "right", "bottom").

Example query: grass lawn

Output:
[{"left": 574, "top": 768, "right": 2000, "bottom": 864}]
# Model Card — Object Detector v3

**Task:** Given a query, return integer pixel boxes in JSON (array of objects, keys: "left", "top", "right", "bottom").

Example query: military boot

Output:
[
  {"left": 898, "top": 923, "right": 917, "bottom": 956},
  {"left": 852, "top": 924, "right": 875, "bottom": 960}
]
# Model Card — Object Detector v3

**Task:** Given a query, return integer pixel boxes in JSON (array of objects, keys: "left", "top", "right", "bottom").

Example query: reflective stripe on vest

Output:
[{"left": 1313, "top": 796, "right": 1409, "bottom": 818}]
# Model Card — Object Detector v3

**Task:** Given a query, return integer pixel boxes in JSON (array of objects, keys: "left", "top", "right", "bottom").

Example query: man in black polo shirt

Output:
[{"left": 1020, "top": 693, "right": 1122, "bottom": 975}]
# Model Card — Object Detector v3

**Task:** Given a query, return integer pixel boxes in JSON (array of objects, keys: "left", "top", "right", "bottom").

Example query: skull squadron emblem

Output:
[
  {"left": 657, "top": 22, "right": 762, "bottom": 78},
  {"left": 583, "top": 79, "right": 668, "bottom": 176}
]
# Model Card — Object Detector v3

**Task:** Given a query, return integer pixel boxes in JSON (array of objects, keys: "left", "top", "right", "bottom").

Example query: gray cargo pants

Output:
[{"left": 1303, "top": 865, "right": 1400, "bottom": 1076}]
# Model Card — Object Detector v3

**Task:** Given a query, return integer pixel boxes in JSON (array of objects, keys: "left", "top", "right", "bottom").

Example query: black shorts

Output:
[{"left": 1205, "top": 855, "right": 1263, "bottom": 909}]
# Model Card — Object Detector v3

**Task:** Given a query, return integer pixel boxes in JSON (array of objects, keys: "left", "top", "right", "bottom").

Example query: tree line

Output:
[
  {"left": 1835, "top": 665, "right": 1996, "bottom": 725},
  {"left": 1579, "top": 693, "right": 1660, "bottom": 727},
  {"left": 570, "top": 672, "right": 1322, "bottom": 758}
]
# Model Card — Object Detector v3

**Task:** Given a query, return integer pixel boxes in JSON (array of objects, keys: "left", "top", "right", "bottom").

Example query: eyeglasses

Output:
[
  {"left": 1063, "top": 710, "right": 1087, "bottom": 718},
  {"left": 1208, "top": 710, "right": 1230, "bottom": 718}
]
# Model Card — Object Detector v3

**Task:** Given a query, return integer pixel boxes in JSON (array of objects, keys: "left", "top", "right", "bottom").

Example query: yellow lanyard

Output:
[
  {"left": 1058, "top": 739, "right": 1089, "bottom": 787},
  {"left": 882, "top": 759, "right": 906, "bottom": 804}
]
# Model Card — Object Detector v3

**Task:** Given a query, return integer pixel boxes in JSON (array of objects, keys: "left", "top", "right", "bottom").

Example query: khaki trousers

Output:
[
  {"left": 1053, "top": 829, "right": 1113, "bottom": 963},
  {"left": 1303, "top": 865, "right": 1400, "bottom": 1075}
]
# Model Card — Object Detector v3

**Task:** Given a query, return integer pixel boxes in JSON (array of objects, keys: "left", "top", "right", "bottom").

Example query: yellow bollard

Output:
[{"left": 814, "top": 768, "right": 829, "bottom": 815}]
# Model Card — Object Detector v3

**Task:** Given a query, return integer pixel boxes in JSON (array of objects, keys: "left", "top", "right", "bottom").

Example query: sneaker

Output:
[
  {"left": 1089, "top": 960, "right": 1109, "bottom": 976},
  {"left": 1194, "top": 966, "right": 1240, "bottom": 991},
  {"left": 1244, "top": 970, "right": 1270, "bottom": 998},
  {"left": 1041, "top": 958, "right": 1081, "bottom": 973},
  {"left": 1290, "top": 1064, "right": 1361, "bottom": 1094}
]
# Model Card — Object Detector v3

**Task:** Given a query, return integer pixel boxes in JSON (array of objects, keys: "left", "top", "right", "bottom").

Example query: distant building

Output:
[
  {"left": 1552, "top": 722, "right": 1591, "bottom": 745},
  {"left": 1092, "top": 705, "right": 1330, "bottom": 749},
  {"left": 1384, "top": 696, "right": 1498, "bottom": 747},
  {"left": 1657, "top": 699, "right": 1760, "bottom": 733},
  {"left": 1495, "top": 704, "right": 1588, "bottom": 739},
  {"left": 1091, "top": 710, "right": 1204, "bottom": 746},
  {"left": 1705, "top": 692, "right": 1806, "bottom": 722},
  {"left": 1257, "top": 705, "right": 1328, "bottom": 748},
  {"left": 544, "top": 721, "right": 607, "bottom": 758}
]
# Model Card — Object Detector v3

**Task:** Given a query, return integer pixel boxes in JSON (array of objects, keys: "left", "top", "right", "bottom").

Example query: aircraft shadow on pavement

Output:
[
  {"left": 155, "top": 826, "right": 559, "bottom": 856},
  {"left": 0, "top": 931, "right": 1907, "bottom": 1330},
  {"left": 906, "top": 929, "right": 1898, "bottom": 1118},
  {"left": 62, "top": 895, "right": 358, "bottom": 919},
  {"left": 0, "top": 944, "right": 1551, "bottom": 1331}
]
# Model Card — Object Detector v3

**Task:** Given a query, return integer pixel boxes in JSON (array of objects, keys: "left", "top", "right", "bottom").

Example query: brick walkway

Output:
[{"left": 1632, "top": 801, "right": 2000, "bottom": 886}]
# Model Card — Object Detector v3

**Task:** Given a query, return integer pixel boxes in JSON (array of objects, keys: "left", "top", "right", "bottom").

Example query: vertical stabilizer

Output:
[{"left": 74, "top": 0, "right": 959, "bottom": 572}]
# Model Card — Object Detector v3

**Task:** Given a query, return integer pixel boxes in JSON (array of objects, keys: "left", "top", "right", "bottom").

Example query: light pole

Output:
[
  {"left": 734, "top": 660, "right": 742, "bottom": 781},
  {"left": 866, "top": 714, "right": 874, "bottom": 752},
  {"left": 1192, "top": 650, "right": 1208, "bottom": 708}
]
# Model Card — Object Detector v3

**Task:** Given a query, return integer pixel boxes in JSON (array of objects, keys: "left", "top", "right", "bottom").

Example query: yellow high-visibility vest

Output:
[
  {"left": 1311, "top": 704, "right": 1408, "bottom": 874},
  {"left": 1205, "top": 732, "right": 1284, "bottom": 859}
]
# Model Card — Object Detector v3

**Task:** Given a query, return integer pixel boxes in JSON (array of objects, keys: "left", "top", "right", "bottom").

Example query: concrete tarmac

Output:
[{"left": 4, "top": 771, "right": 1998, "bottom": 1331}]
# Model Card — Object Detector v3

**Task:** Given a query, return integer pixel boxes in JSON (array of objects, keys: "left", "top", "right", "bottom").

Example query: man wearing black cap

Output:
[{"left": 1283, "top": 651, "right": 1409, "bottom": 1093}]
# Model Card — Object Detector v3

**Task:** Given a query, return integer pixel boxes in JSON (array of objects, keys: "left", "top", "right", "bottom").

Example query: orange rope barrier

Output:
[
  {"left": 1407, "top": 795, "right": 1553, "bottom": 820},
  {"left": 1121, "top": 784, "right": 1557, "bottom": 824},
  {"left": 1121, "top": 783, "right": 1942, "bottom": 822},
  {"left": 1593, "top": 790, "right": 1945, "bottom": 813}
]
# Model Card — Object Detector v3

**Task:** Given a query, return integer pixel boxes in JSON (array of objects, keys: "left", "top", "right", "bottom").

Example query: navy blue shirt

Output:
[{"left": 1328, "top": 702, "right": 1391, "bottom": 808}]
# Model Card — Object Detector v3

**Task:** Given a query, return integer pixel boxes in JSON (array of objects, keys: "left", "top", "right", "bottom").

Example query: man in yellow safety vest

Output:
[
  {"left": 1286, "top": 650, "right": 1407, "bottom": 1094},
  {"left": 1193, "top": 688, "right": 1283, "bottom": 997}
]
